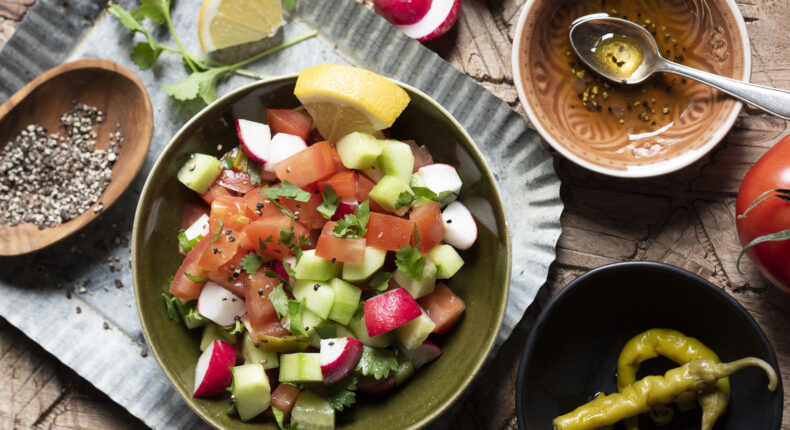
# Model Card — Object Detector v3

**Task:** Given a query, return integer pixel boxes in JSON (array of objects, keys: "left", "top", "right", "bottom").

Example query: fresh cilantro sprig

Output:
[
  {"left": 279, "top": 225, "right": 310, "bottom": 261},
  {"left": 368, "top": 271, "right": 392, "bottom": 293},
  {"left": 396, "top": 187, "right": 457, "bottom": 209},
  {"left": 288, "top": 299, "right": 308, "bottom": 337},
  {"left": 325, "top": 375, "right": 357, "bottom": 411},
  {"left": 269, "top": 285, "right": 291, "bottom": 318},
  {"left": 259, "top": 182, "right": 311, "bottom": 220},
  {"left": 184, "top": 272, "right": 207, "bottom": 283},
  {"left": 240, "top": 253, "right": 263, "bottom": 274},
  {"left": 355, "top": 346, "right": 399, "bottom": 380},
  {"left": 333, "top": 200, "right": 370, "bottom": 239},
  {"left": 435, "top": 190, "right": 458, "bottom": 206},
  {"left": 317, "top": 185, "right": 341, "bottom": 219},
  {"left": 211, "top": 220, "right": 224, "bottom": 244},
  {"left": 224, "top": 320, "right": 244, "bottom": 335},
  {"left": 162, "top": 293, "right": 184, "bottom": 322},
  {"left": 272, "top": 406, "right": 298, "bottom": 430},
  {"left": 395, "top": 245, "right": 425, "bottom": 280},
  {"left": 177, "top": 231, "right": 202, "bottom": 254},
  {"left": 107, "top": 2, "right": 316, "bottom": 104}
]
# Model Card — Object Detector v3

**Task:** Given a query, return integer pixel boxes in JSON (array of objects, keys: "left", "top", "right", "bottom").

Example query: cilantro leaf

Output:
[
  {"left": 263, "top": 269, "right": 290, "bottom": 287},
  {"left": 368, "top": 272, "right": 392, "bottom": 293},
  {"left": 240, "top": 253, "right": 263, "bottom": 274},
  {"left": 333, "top": 200, "right": 370, "bottom": 239},
  {"left": 211, "top": 220, "right": 224, "bottom": 244},
  {"left": 108, "top": 4, "right": 145, "bottom": 33},
  {"left": 279, "top": 226, "right": 296, "bottom": 249},
  {"left": 395, "top": 191, "right": 416, "bottom": 210},
  {"left": 282, "top": 263, "right": 297, "bottom": 286},
  {"left": 435, "top": 191, "right": 458, "bottom": 206},
  {"left": 412, "top": 186, "right": 437, "bottom": 200},
  {"left": 162, "top": 293, "right": 182, "bottom": 322},
  {"left": 260, "top": 181, "right": 311, "bottom": 202},
  {"left": 357, "top": 199, "right": 370, "bottom": 233},
  {"left": 177, "top": 231, "right": 202, "bottom": 254},
  {"left": 395, "top": 245, "right": 425, "bottom": 280},
  {"left": 259, "top": 238, "right": 268, "bottom": 251},
  {"left": 224, "top": 320, "right": 244, "bottom": 335},
  {"left": 130, "top": 42, "right": 162, "bottom": 70},
  {"left": 137, "top": 0, "right": 168, "bottom": 24},
  {"left": 269, "top": 285, "right": 290, "bottom": 318},
  {"left": 325, "top": 375, "right": 357, "bottom": 411},
  {"left": 272, "top": 406, "right": 298, "bottom": 430},
  {"left": 317, "top": 185, "right": 341, "bottom": 219},
  {"left": 162, "top": 68, "right": 228, "bottom": 103},
  {"left": 288, "top": 299, "right": 308, "bottom": 337},
  {"left": 184, "top": 272, "right": 207, "bottom": 283},
  {"left": 355, "top": 346, "right": 398, "bottom": 380}
]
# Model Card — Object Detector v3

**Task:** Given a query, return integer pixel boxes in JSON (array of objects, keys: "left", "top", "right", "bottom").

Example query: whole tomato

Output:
[{"left": 736, "top": 134, "right": 790, "bottom": 293}]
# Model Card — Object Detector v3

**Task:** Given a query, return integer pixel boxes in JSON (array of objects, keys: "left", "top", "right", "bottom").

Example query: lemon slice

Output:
[
  {"left": 294, "top": 64, "right": 411, "bottom": 143},
  {"left": 198, "top": 0, "right": 283, "bottom": 52}
]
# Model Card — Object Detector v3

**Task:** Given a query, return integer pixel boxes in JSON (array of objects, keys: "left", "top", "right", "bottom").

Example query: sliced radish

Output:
[
  {"left": 193, "top": 339, "right": 237, "bottom": 397},
  {"left": 331, "top": 201, "right": 357, "bottom": 222},
  {"left": 236, "top": 119, "right": 272, "bottom": 163},
  {"left": 273, "top": 257, "right": 296, "bottom": 283},
  {"left": 374, "top": 0, "right": 432, "bottom": 25},
  {"left": 400, "top": 341, "right": 442, "bottom": 369},
  {"left": 197, "top": 281, "right": 247, "bottom": 326},
  {"left": 364, "top": 288, "right": 422, "bottom": 337},
  {"left": 394, "top": 0, "right": 460, "bottom": 42},
  {"left": 357, "top": 374, "right": 396, "bottom": 394},
  {"left": 320, "top": 337, "right": 364, "bottom": 385},
  {"left": 262, "top": 133, "right": 308, "bottom": 174},
  {"left": 417, "top": 164, "right": 462, "bottom": 197},
  {"left": 183, "top": 213, "right": 210, "bottom": 242},
  {"left": 441, "top": 201, "right": 477, "bottom": 250}
]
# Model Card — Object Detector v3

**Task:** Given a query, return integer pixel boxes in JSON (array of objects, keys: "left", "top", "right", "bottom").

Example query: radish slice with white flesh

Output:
[
  {"left": 263, "top": 133, "right": 308, "bottom": 174},
  {"left": 417, "top": 163, "right": 462, "bottom": 196},
  {"left": 394, "top": 0, "right": 460, "bottom": 42},
  {"left": 373, "top": 0, "right": 431, "bottom": 25},
  {"left": 400, "top": 341, "right": 442, "bottom": 369},
  {"left": 236, "top": 119, "right": 272, "bottom": 163},
  {"left": 320, "top": 337, "right": 364, "bottom": 385},
  {"left": 441, "top": 201, "right": 477, "bottom": 250},
  {"left": 193, "top": 339, "right": 237, "bottom": 397},
  {"left": 183, "top": 213, "right": 210, "bottom": 241},
  {"left": 197, "top": 281, "right": 246, "bottom": 326}
]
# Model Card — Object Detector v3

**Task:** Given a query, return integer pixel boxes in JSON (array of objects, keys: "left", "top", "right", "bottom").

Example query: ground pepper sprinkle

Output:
[{"left": 0, "top": 103, "right": 119, "bottom": 229}]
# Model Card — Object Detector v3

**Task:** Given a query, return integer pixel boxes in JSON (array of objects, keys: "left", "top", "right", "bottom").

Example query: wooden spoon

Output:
[{"left": 0, "top": 58, "right": 153, "bottom": 256}]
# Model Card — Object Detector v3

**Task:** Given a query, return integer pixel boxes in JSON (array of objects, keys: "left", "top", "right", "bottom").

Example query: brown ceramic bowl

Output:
[{"left": 512, "top": 0, "right": 750, "bottom": 177}]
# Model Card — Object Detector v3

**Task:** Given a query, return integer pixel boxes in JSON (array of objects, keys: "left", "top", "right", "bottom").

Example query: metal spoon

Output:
[{"left": 569, "top": 13, "right": 790, "bottom": 120}]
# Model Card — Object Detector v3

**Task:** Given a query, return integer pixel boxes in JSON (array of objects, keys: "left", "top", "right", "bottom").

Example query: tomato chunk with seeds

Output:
[
  {"left": 365, "top": 212, "right": 414, "bottom": 251},
  {"left": 210, "top": 196, "right": 252, "bottom": 231},
  {"left": 317, "top": 171, "right": 358, "bottom": 202},
  {"left": 267, "top": 109, "right": 312, "bottom": 141},
  {"left": 410, "top": 202, "right": 444, "bottom": 254},
  {"left": 200, "top": 179, "right": 234, "bottom": 205},
  {"left": 170, "top": 235, "right": 212, "bottom": 301},
  {"left": 242, "top": 216, "right": 309, "bottom": 259},
  {"left": 418, "top": 283, "right": 465, "bottom": 334},
  {"left": 315, "top": 221, "right": 366, "bottom": 264},
  {"left": 243, "top": 272, "right": 289, "bottom": 339},
  {"left": 243, "top": 187, "right": 283, "bottom": 220},
  {"left": 280, "top": 191, "right": 325, "bottom": 230},
  {"left": 206, "top": 252, "right": 246, "bottom": 297},
  {"left": 217, "top": 169, "right": 253, "bottom": 194},
  {"left": 199, "top": 231, "right": 241, "bottom": 272},
  {"left": 274, "top": 140, "right": 336, "bottom": 188}
]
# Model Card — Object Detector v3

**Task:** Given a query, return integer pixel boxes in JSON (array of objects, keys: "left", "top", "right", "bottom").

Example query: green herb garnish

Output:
[
  {"left": 317, "top": 185, "right": 341, "bottom": 219},
  {"left": 333, "top": 200, "right": 370, "bottom": 239},
  {"left": 240, "top": 253, "right": 263, "bottom": 274},
  {"left": 184, "top": 272, "right": 207, "bottom": 283},
  {"left": 211, "top": 219, "right": 224, "bottom": 244},
  {"left": 177, "top": 231, "right": 201, "bottom": 254},
  {"left": 368, "top": 271, "right": 393, "bottom": 293},
  {"left": 269, "top": 284, "right": 290, "bottom": 318},
  {"left": 355, "top": 346, "right": 398, "bottom": 380},
  {"left": 395, "top": 245, "right": 425, "bottom": 281},
  {"left": 325, "top": 375, "right": 357, "bottom": 411},
  {"left": 288, "top": 299, "right": 308, "bottom": 337}
]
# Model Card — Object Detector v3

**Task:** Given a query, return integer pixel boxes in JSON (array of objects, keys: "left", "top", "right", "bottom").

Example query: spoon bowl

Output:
[{"left": 0, "top": 58, "right": 153, "bottom": 256}]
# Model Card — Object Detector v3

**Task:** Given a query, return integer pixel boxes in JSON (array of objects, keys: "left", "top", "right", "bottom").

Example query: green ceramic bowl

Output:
[{"left": 132, "top": 74, "right": 511, "bottom": 429}]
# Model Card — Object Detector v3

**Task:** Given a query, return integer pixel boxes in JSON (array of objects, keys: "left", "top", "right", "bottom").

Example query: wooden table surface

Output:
[{"left": 1, "top": 0, "right": 790, "bottom": 428}]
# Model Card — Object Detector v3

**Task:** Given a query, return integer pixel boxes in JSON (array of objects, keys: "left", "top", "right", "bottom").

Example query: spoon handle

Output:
[{"left": 659, "top": 60, "right": 790, "bottom": 120}]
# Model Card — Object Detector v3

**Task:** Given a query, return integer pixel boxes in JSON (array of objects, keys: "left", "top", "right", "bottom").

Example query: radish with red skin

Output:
[
  {"left": 236, "top": 119, "right": 272, "bottom": 163},
  {"left": 393, "top": 0, "right": 460, "bottom": 42},
  {"left": 332, "top": 201, "right": 356, "bottom": 222},
  {"left": 416, "top": 163, "right": 462, "bottom": 196},
  {"left": 273, "top": 257, "right": 295, "bottom": 283},
  {"left": 374, "top": 0, "right": 432, "bottom": 25},
  {"left": 197, "top": 281, "right": 247, "bottom": 326},
  {"left": 263, "top": 133, "right": 308, "bottom": 174},
  {"left": 193, "top": 340, "right": 237, "bottom": 397},
  {"left": 441, "top": 201, "right": 477, "bottom": 250},
  {"left": 320, "top": 337, "right": 364, "bottom": 385},
  {"left": 364, "top": 288, "right": 422, "bottom": 337},
  {"left": 400, "top": 341, "right": 442, "bottom": 369},
  {"left": 357, "top": 374, "right": 396, "bottom": 394}
]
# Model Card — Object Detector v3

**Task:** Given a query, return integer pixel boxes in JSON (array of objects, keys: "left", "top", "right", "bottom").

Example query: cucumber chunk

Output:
[
  {"left": 291, "top": 390, "right": 335, "bottom": 430},
  {"left": 379, "top": 140, "right": 414, "bottom": 183},
  {"left": 177, "top": 153, "right": 222, "bottom": 194},
  {"left": 280, "top": 353, "right": 323, "bottom": 382},
  {"left": 349, "top": 310, "right": 394, "bottom": 348},
  {"left": 369, "top": 175, "right": 412, "bottom": 214},
  {"left": 242, "top": 334, "right": 279, "bottom": 369},
  {"left": 342, "top": 246, "right": 387, "bottom": 282},
  {"left": 293, "top": 280, "right": 335, "bottom": 319},
  {"left": 336, "top": 132, "right": 383, "bottom": 169},
  {"left": 361, "top": 160, "right": 385, "bottom": 183},
  {"left": 393, "top": 258, "right": 437, "bottom": 299},
  {"left": 328, "top": 278, "right": 363, "bottom": 325},
  {"left": 428, "top": 244, "right": 465, "bottom": 279},
  {"left": 199, "top": 324, "right": 237, "bottom": 351},
  {"left": 395, "top": 308, "right": 436, "bottom": 350},
  {"left": 293, "top": 250, "right": 342, "bottom": 281},
  {"left": 230, "top": 363, "right": 271, "bottom": 421}
]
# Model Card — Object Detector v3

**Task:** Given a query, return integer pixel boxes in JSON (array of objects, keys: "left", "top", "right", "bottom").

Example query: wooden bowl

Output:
[
  {"left": 0, "top": 58, "right": 153, "bottom": 255},
  {"left": 512, "top": 0, "right": 751, "bottom": 177},
  {"left": 517, "top": 262, "right": 782, "bottom": 429},
  {"left": 132, "top": 75, "right": 511, "bottom": 429}
]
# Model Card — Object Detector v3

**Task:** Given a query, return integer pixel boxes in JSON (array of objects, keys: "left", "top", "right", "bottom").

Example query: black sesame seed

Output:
[{"left": 314, "top": 284, "right": 321, "bottom": 291}]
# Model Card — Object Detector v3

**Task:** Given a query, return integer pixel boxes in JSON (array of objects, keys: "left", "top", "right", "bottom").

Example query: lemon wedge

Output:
[
  {"left": 198, "top": 0, "right": 283, "bottom": 52},
  {"left": 294, "top": 64, "right": 411, "bottom": 143}
]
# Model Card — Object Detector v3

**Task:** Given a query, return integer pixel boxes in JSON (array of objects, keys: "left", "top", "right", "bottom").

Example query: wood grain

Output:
[{"left": 3, "top": 0, "right": 790, "bottom": 428}]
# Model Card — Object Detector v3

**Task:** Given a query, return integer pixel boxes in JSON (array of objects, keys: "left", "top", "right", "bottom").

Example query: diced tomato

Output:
[
  {"left": 329, "top": 144, "right": 350, "bottom": 172},
  {"left": 315, "top": 221, "right": 366, "bottom": 264},
  {"left": 217, "top": 169, "right": 253, "bottom": 194},
  {"left": 317, "top": 171, "right": 357, "bottom": 202},
  {"left": 277, "top": 186, "right": 325, "bottom": 230},
  {"left": 180, "top": 202, "right": 209, "bottom": 231},
  {"left": 210, "top": 196, "right": 253, "bottom": 230},
  {"left": 206, "top": 252, "right": 246, "bottom": 297},
  {"left": 242, "top": 216, "right": 310, "bottom": 259},
  {"left": 267, "top": 109, "right": 312, "bottom": 141},
  {"left": 274, "top": 140, "right": 336, "bottom": 188},
  {"left": 271, "top": 383, "right": 301, "bottom": 417},
  {"left": 200, "top": 179, "right": 234, "bottom": 205},
  {"left": 170, "top": 235, "right": 212, "bottom": 301},
  {"left": 199, "top": 231, "right": 241, "bottom": 272},
  {"left": 405, "top": 140, "right": 434, "bottom": 172},
  {"left": 418, "top": 283, "right": 466, "bottom": 334},
  {"left": 365, "top": 212, "right": 414, "bottom": 251},
  {"left": 242, "top": 187, "right": 283, "bottom": 220},
  {"left": 410, "top": 202, "right": 444, "bottom": 254},
  {"left": 243, "top": 271, "right": 290, "bottom": 339},
  {"left": 356, "top": 175, "right": 387, "bottom": 213}
]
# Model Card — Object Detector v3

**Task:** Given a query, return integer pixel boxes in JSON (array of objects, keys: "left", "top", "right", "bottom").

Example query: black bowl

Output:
[{"left": 516, "top": 261, "right": 782, "bottom": 430}]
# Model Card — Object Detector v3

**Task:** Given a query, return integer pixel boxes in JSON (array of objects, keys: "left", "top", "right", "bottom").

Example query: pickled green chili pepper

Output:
[
  {"left": 617, "top": 328, "right": 730, "bottom": 430},
  {"left": 553, "top": 357, "right": 778, "bottom": 430}
]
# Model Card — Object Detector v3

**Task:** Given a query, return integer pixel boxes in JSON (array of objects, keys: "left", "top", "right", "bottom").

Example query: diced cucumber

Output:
[
  {"left": 242, "top": 334, "right": 279, "bottom": 369},
  {"left": 230, "top": 363, "right": 271, "bottom": 421},
  {"left": 409, "top": 173, "right": 426, "bottom": 188},
  {"left": 293, "top": 250, "right": 342, "bottom": 281},
  {"left": 336, "top": 132, "right": 383, "bottom": 169},
  {"left": 279, "top": 353, "right": 323, "bottom": 382},
  {"left": 342, "top": 246, "right": 387, "bottom": 282},
  {"left": 393, "top": 356, "right": 415, "bottom": 386},
  {"left": 200, "top": 324, "right": 237, "bottom": 351},
  {"left": 396, "top": 308, "right": 436, "bottom": 350},
  {"left": 369, "top": 175, "right": 412, "bottom": 214},
  {"left": 379, "top": 140, "right": 414, "bottom": 183},
  {"left": 428, "top": 244, "right": 465, "bottom": 279},
  {"left": 335, "top": 323, "right": 355, "bottom": 339},
  {"left": 393, "top": 258, "right": 437, "bottom": 299},
  {"left": 176, "top": 298, "right": 209, "bottom": 329},
  {"left": 291, "top": 390, "right": 335, "bottom": 430},
  {"left": 349, "top": 311, "right": 394, "bottom": 348},
  {"left": 328, "top": 278, "right": 362, "bottom": 325},
  {"left": 361, "top": 160, "right": 385, "bottom": 183},
  {"left": 177, "top": 153, "right": 222, "bottom": 194},
  {"left": 293, "top": 280, "right": 335, "bottom": 319}
]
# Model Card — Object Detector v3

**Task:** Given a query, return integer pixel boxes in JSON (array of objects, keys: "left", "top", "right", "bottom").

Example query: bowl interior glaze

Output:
[
  {"left": 133, "top": 76, "right": 510, "bottom": 430},
  {"left": 517, "top": 262, "right": 782, "bottom": 430}
]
